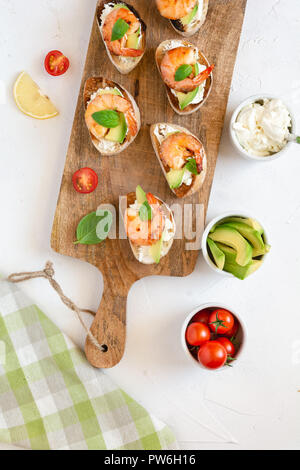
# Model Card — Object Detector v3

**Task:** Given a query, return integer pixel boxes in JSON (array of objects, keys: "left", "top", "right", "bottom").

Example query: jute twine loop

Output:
[{"left": 6, "top": 261, "right": 106, "bottom": 353}]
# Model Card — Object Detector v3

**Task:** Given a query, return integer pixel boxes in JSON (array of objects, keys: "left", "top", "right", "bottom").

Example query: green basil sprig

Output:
[
  {"left": 111, "top": 18, "right": 129, "bottom": 41},
  {"left": 139, "top": 201, "right": 152, "bottom": 221},
  {"left": 185, "top": 158, "right": 199, "bottom": 175},
  {"left": 92, "top": 110, "right": 120, "bottom": 128},
  {"left": 74, "top": 211, "right": 112, "bottom": 245},
  {"left": 175, "top": 64, "right": 193, "bottom": 82}
]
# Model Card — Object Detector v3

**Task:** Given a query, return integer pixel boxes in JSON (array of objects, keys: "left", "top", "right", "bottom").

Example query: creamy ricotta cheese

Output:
[
  {"left": 154, "top": 124, "right": 180, "bottom": 144},
  {"left": 233, "top": 99, "right": 292, "bottom": 157}
]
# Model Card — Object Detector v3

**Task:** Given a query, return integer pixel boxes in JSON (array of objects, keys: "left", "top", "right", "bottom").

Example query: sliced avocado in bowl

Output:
[
  {"left": 214, "top": 243, "right": 253, "bottom": 280},
  {"left": 209, "top": 225, "right": 253, "bottom": 267},
  {"left": 223, "top": 222, "right": 266, "bottom": 257},
  {"left": 181, "top": 2, "right": 199, "bottom": 25},
  {"left": 224, "top": 217, "right": 264, "bottom": 235},
  {"left": 166, "top": 168, "right": 185, "bottom": 189},
  {"left": 105, "top": 113, "right": 127, "bottom": 144},
  {"left": 207, "top": 238, "right": 225, "bottom": 270}
]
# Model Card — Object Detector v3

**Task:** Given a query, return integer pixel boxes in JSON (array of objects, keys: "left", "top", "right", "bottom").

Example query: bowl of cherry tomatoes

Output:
[{"left": 181, "top": 303, "right": 246, "bottom": 371}]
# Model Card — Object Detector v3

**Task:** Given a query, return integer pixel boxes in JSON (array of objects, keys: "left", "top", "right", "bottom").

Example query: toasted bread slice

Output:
[
  {"left": 97, "top": 0, "right": 146, "bottom": 75},
  {"left": 83, "top": 77, "right": 140, "bottom": 156},
  {"left": 170, "top": 0, "right": 209, "bottom": 37},
  {"left": 150, "top": 123, "right": 207, "bottom": 198},
  {"left": 155, "top": 39, "right": 213, "bottom": 116},
  {"left": 125, "top": 192, "right": 176, "bottom": 265}
]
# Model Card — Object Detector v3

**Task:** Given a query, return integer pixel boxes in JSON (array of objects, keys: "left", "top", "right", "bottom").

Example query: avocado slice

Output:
[
  {"left": 98, "top": 87, "right": 122, "bottom": 97},
  {"left": 223, "top": 222, "right": 266, "bottom": 257},
  {"left": 113, "top": 3, "right": 129, "bottom": 10},
  {"left": 127, "top": 27, "right": 141, "bottom": 49},
  {"left": 214, "top": 243, "right": 252, "bottom": 280},
  {"left": 247, "top": 260, "right": 263, "bottom": 276},
  {"left": 181, "top": 2, "right": 198, "bottom": 26},
  {"left": 166, "top": 168, "right": 185, "bottom": 189},
  {"left": 215, "top": 243, "right": 264, "bottom": 279},
  {"left": 209, "top": 225, "right": 253, "bottom": 267},
  {"left": 136, "top": 185, "right": 147, "bottom": 204},
  {"left": 176, "top": 63, "right": 200, "bottom": 110},
  {"left": 224, "top": 217, "right": 264, "bottom": 235},
  {"left": 149, "top": 237, "right": 163, "bottom": 264},
  {"left": 207, "top": 238, "right": 225, "bottom": 270},
  {"left": 105, "top": 112, "right": 127, "bottom": 144}
]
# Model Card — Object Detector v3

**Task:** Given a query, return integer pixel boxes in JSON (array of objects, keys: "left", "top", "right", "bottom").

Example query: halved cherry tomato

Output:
[
  {"left": 72, "top": 168, "right": 98, "bottom": 194},
  {"left": 209, "top": 309, "right": 234, "bottom": 335},
  {"left": 215, "top": 337, "right": 235, "bottom": 357},
  {"left": 191, "top": 309, "right": 211, "bottom": 325},
  {"left": 186, "top": 322, "right": 211, "bottom": 347},
  {"left": 198, "top": 341, "right": 227, "bottom": 370},
  {"left": 45, "top": 50, "right": 70, "bottom": 76}
]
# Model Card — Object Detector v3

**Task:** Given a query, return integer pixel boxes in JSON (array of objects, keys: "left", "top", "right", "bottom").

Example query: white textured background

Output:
[{"left": 1, "top": 0, "right": 300, "bottom": 450}]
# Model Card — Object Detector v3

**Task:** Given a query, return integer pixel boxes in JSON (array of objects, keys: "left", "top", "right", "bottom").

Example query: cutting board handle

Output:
[{"left": 85, "top": 270, "right": 133, "bottom": 368}]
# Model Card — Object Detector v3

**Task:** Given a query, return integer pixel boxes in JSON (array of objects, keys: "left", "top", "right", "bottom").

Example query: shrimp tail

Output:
[
  {"left": 120, "top": 47, "right": 144, "bottom": 57},
  {"left": 194, "top": 64, "right": 214, "bottom": 86},
  {"left": 125, "top": 112, "right": 138, "bottom": 137}
]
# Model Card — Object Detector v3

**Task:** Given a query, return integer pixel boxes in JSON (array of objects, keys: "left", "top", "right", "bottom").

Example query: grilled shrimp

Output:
[
  {"left": 85, "top": 93, "right": 138, "bottom": 141},
  {"left": 156, "top": 0, "right": 197, "bottom": 19},
  {"left": 102, "top": 7, "right": 143, "bottom": 57},
  {"left": 160, "top": 132, "right": 204, "bottom": 173},
  {"left": 125, "top": 193, "right": 165, "bottom": 246},
  {"left": 160, "top": 46, "right": 214, "bottom": 93}
]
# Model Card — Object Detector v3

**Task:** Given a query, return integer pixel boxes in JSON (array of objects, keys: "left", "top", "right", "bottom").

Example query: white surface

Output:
[{"left": 1, "top": 0, "right": 300, "bottom": 450}]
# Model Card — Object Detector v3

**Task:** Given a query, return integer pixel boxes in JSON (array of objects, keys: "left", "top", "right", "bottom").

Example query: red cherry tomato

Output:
[
  {"left": 198, "top": 341, "right": 227, "bottom": 370},
  {"left": 186, "top": 322, "right": 211, "bottom": 347},
  {"left": 209, "top": 309, "right": 234, "bottom": 335},
  {"left": 223, "top": 320, "right": 239, "bottom": 338},
  {"left": 45, "top": 50, "right": 70, "bottom": 76},
  {"left": 72, "top": 168, "right": 98, "bottom": 194},
  {"left": 215, "top": 337, "right": 235, "bottom": 357},
  {"left": 191, "top": 309, "right": 211, "bottom": 325}
]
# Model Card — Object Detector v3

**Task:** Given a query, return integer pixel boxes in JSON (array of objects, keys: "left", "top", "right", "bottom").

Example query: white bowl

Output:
[
  {"left": 181, "top": 303, "right": 246, "bottom": 371},
  {"left": 230, "top": 94, "right": 296, "bottom": 162},
  {"left": 201, "top": 212, "right": 269, "bottom": 278}
]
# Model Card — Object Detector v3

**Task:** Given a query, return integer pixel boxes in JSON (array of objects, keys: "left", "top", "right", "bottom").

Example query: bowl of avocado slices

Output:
[{"left": 201, "top": 212, "right": 271, "bottom": 280}]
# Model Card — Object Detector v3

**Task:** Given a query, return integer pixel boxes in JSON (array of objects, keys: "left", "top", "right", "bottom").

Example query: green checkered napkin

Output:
[{"left": 0, "top": 279, "right": 177, "bottom": 450}]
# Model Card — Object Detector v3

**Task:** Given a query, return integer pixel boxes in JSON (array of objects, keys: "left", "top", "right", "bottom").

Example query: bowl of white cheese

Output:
[{"left": 230, "top": 94, "right": 296, "bottom": 162}]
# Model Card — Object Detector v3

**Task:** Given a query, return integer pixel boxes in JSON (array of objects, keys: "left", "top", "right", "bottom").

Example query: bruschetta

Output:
[
  {"left": 97, "top": 0, "right": 146, "bottom": 74},
  {"left": 155, "top": 39, "right": 213, "bottom": 115},
  {"left": 150, "top": 123, "right": 207, "bottom": 198},
  {"left": 156, "top": 0, "right": 209, "bottom": 38},
  {"left": 84, "top": 77, "right": 140, "bottom": 156},
  {"left": 124, "top": 185, "right": 176, "bottom": 265}
]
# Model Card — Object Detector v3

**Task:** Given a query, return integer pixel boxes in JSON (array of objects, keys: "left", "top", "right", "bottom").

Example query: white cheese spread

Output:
[{"left": 233, "top": 98, "right": 292, "bottom": 157}]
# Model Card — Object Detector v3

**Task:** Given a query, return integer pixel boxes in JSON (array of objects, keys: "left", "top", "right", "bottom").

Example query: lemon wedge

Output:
[{"left": 13, "top": 71, "right": 59, "bottom": 119}]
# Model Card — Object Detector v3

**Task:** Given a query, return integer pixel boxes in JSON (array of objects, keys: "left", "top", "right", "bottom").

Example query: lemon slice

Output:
[{"left": 13, "top": 71, "right": 59, "bottom": 119}]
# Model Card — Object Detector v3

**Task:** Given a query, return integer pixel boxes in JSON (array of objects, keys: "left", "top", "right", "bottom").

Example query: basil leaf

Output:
[
  {"left": 74, "top": 211, "right": 112, "bottom": 245},
  {"left": 92, "top": 110, "right": 120, "bottom": 128},
  {"left": 296, "top": 136, "right": 300, "bottom": 144},
  {"left": 111, "top": 18, "right": 129, "bottom": 41},
  {"left": 175, "top": 64, "right": 193, "bottom": 82},
  {"left": 139, "top": 201, "right": 152, "bottom": 221},
  {"left": 185, "top": 158, "right": 199, "bottom": 175}
]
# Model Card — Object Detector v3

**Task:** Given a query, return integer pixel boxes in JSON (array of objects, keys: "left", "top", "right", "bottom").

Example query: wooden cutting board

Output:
[{"left": 51, "top": 0, "right": 247, "bottom": 369}]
